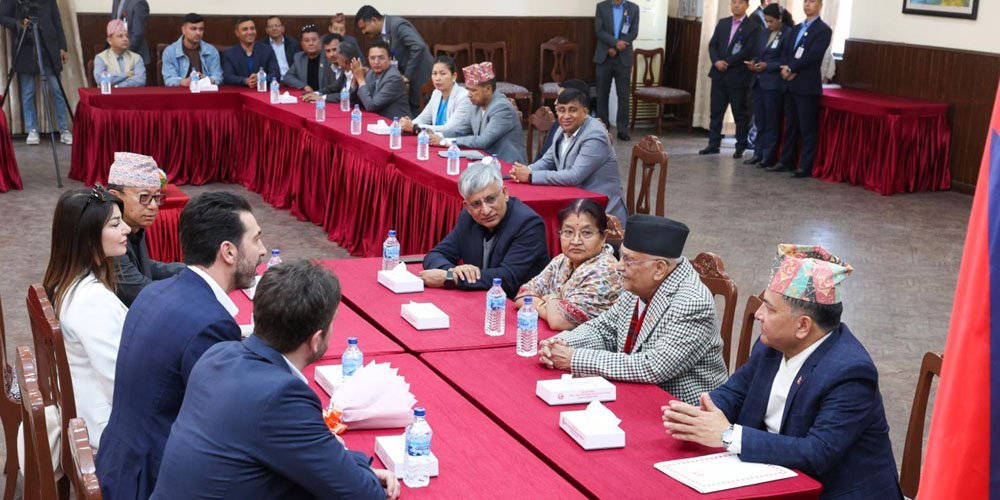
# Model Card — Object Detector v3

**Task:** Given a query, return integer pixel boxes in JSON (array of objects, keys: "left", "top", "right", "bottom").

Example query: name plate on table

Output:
[
  {"left": 653, "top": 452, "right": 796, "bottom": 494},
  {"left": 537, "top": 374, "right": 616, "bottom": 406},
  {"left": 559, "top": 401, "right": 625, "bottom": 450},
  {"left": 375, "top": 434, "right": 440, "bottom": 478},
  {"left": 314, "top": 364, "right": 345, "bottom": 395},
  {"left": 401, "top": 302, "right": 449, "bottom": 330},
  {"left": 377, "top": 266, "right": 424, "bottom": 294}
]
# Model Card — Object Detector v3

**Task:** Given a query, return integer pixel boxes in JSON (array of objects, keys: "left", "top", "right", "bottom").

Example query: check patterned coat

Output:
[{"left": 555, "top": 258, "right": 728, "bottom": 404}]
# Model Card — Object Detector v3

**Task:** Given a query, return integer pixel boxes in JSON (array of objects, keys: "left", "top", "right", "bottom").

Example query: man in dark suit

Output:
[
  {"left": 593, "top": 0, "right": 639, "bottom": 141},
  {"left": 222, "top": 16, "right": 280, "bottom": 87},
  {"left": 355, "top": 5, "right": 434, "bottom": 115},
  {"left": 768, "top": 0, "right": 831, "bottom": 178},
  {"left": 304, "top": 38, "right": 363, "bottom": 106},
  {"left": 744, "top": 5, "right": 791, "bottom": 167},
  {"left": 152, "top": 261, "right": 399, "bottom": 499},
  {"left": 264, "top": 15, "right": 300, "bottom": 79},
  {"left": 701, "top": 0, "right": 759, "bottom": 158},
  {"left": 281, "top": 25, "right": 329, "bottom": 93},
  {"left": 421, "top": 162, "right": 548, "bottom": 298},
  {"left": 97, "top": 192, "right": 268, "bottom": 499},
  {"left": 663, "top": 244, "right": 903, "bottom": 500},
  {"left": 111, "top": 0, "right": 149, "bottom": 63},
  {"left": 352, "top": 39, "right": 411, "bottom": 120}
]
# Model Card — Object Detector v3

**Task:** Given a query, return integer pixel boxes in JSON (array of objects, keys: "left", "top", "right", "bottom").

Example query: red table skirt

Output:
[
  {"left": 144, "top": 184, "right": 189, "bottom": 262},
  {"left": 0, "top": 102, "right": 22, "bottom": 193}
]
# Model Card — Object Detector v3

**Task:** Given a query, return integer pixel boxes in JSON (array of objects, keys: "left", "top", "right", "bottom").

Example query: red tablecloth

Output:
[
  {"left": 0, "top": 99, "right": 22, "bottom": 193},
  {"left": 324, "top": 258, "right": 558, "bottom": 354},
  {"left": 144, "top": 183, "right": 188, "bottom": 262},
  {"left": 69, "top": 87, "right": 605, "bottom": 257},
  {"left": 306, "top": 354, "right": 585, "bottom": 498},
  {"left": 422, "top": 348, "right": 823, "bottom": 499},
  {"left": 815, "top": 88, "right": 951, "bottom": 195}
]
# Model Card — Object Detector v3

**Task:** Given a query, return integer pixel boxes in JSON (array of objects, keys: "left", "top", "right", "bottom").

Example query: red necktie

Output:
[{"left": 623, "top": 301, "right": 647, "bottom": 354}]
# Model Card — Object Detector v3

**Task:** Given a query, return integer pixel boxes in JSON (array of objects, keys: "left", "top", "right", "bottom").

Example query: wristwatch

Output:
[
  {"left": 412, "top": 124, "right": 421, "bottom": 135},
  {"left": 721, "top": 424, "right": 735, "bottom": 448},
  {"left": 443, "top": 270, "right": 456, "bottom": 290}
]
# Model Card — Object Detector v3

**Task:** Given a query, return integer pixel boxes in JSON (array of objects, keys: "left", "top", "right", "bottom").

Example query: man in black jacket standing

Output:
[
  {"left": 111, "top": 0, "right": 150, "bottom": 64},
  {"left": 594, "top": 0, "right": 640, "bottom": 141}
]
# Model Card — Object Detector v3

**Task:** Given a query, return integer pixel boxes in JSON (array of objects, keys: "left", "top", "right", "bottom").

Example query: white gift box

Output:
[
  {"left": 536, "top": 374, "right": 617, "bottom": 406},
  {"left": 375, "top": 434, "right": 440, "bottom": 478},
  {"left": 377, "top": 264, "right": 424, "bottom": 293},
  {"left": 401, "top": 302, "right": 449, "bottom": 330},
  {"left": 314, "top": 364, "right": 345, "bottom": 396},
  {"left": 559, "top": 401, "right": 625, "bottom": 450}
]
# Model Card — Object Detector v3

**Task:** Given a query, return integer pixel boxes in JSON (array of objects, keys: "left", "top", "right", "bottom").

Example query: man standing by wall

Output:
[
  {"left": 355, "top": 5, "right": 434, "bottom": 116},
  {"left": 111, "top": 0, "right": 150, "bottom": 64},
  {"left": 594, "top": 0, "right": 640, "bottom": 142}
]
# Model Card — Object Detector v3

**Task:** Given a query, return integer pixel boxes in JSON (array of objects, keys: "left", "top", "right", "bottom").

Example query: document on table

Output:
[{"left": 653, "top": 452, "right": 797, "bottom": 494}]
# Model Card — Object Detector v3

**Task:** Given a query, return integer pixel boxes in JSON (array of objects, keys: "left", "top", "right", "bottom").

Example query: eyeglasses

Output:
[
  {"left": 559, "top": 229, "right": 600, "bottom": 240},
  {"left": 619, "top": 257, "right": 667, "bottom": 269},
  {"left": 465, "top": 191, "right": 503, "bottom": 212},
  {"left": 126, "top": 190, "right": 165, "bottom": 206}
]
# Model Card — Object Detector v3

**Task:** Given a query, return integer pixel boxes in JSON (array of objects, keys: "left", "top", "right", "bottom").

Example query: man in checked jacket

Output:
[{"left": 539, "top": 214, "right": 728, "bottom": 404}]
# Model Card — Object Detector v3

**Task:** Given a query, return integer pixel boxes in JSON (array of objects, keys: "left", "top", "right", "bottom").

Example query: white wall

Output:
[
  {"left": 850, "top": 0, "right": 1000, "bottom": 53},
  {"left": 75, "top": 0, "right": 597, "bottom": 17}
]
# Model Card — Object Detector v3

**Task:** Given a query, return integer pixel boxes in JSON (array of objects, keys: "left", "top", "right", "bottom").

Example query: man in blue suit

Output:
[
  {"left": 767, "top": 0, "right": 831, "bottom": 177},
  {"left": 153, "top": 260, "right": 399, "bottom": 499},
  {"left": 663, "top": 244, "right": 903, "bottom": 500},
  {"left": 97, "top": 192, "right": 268, "bottom": 499},
  {"left": 222, "top": 17, "right": 280, "bottom": 88}
]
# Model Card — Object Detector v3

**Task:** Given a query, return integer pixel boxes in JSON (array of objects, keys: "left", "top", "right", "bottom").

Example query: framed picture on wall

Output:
[{"left": 902, "top": 0, "right": 979, "bottom": 20}]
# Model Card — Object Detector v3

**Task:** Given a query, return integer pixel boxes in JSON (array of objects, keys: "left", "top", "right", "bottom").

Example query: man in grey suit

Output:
[
  {"left": 352, "top": 39, "right": 410, "bottom": 120},
  {"left": 594, "top": 0, "right": 640, "bottom": 141},
  {"left": 429, "top": 62, "right": 526, "bottom": 165},
  {"left": 510, "top": 89, "right": 627, "bottom": 223},
  {"left": 281, "top": 25, "right": 328, "bottom": 93},
  {"left": 355, "top": 5, "right": 433, "bottom": 116},
  {"left": 111, "top": 0, "right": 150, "bottom": 64}
]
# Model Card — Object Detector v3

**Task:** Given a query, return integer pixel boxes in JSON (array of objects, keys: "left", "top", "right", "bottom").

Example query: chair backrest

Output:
[
  {"left": 433, "top": 42, "right": 471, "bottom": 69},
  {"left": 605, "top": 214, "right": 624, "bottom": 251},
  {"left": 472, "top": 41, "right": 508, "bottom": 81},
  {"left": 420, "top": 79, "right": 435, "bottom": 108},
  {"left": 690, "top": 252, "right": 739, "bottom": 371},
  {"left": 86, "top": 60, "right": 96, "bottom": 87},
  {"left": 900, "top": 351, "right": 944, "bottom": 499},
  {"left": 68, "top": 418, "right": 102, "bottom": 500},
  {"left": 0, "top": 294, "right": 21, "bottom": 500},
  {"left": 627, "top": 135, "right": 669, "bottom": 216},
  {"left": 538, "top": 36, "right": 577, "bottom": 86},
  {"left": 631, "top": 48, "right": 665, "bottom": 91},
  {"left": 156, "top": 43, "right": 169, "bottom": 86},
  {"left": 16, "top": 346, "right": 58, "bottom": 500},
  {"left": 735, "top": 292, "right": 763, "bottom": 371},
  {"left": 527, "top": 106, "right": 556, "bottom": 160},
  {"left": 507, "top": 97, "right": 523, "bottom": 123}
]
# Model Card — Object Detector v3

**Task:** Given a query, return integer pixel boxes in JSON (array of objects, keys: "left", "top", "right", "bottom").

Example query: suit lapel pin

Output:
[{"left": 796, "top": 376, "right": 803, "bottom": 386}]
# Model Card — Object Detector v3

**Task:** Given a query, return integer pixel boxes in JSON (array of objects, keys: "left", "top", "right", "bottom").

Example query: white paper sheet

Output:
[{"left": 653, "top": 452, "right": 797, "bottom": 494}]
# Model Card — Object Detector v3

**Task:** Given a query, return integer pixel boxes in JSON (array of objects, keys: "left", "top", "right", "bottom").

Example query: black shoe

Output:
[
  {"left": 699, "top": 147, "right": 720, "bottom": 155},
  {"left": 743, "top": 157, "right": 762, "bottom": 165},
  {"left": 792, "top": 170, "right": 811, "bottom": 178},
  {"left": 733, "top": 149, "right": 745, "bottom": 159},
  {"left": 765, "top": 163, "right": 792, "bottom": 172},
  {"left": 617, "top": 131, "right": 631, "bottom": 141},
  {"left": 757, "top": 161, "right": 772, "bottom": 169}
]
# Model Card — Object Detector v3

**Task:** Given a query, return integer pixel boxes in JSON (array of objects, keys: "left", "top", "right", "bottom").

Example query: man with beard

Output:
[
  {"left": 97, "top": 192, "right": 268, "bottom": 499},
  {"left": 152, "top": 261, "right": 399, "bottom": 499}
]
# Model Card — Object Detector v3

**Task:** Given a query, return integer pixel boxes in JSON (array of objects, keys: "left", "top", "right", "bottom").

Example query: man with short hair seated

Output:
[
  {"left": 662, "top": 244, "right": 903, "bottom": 499},
  {"left": 94, "top": 20, "right": 145, "bottom": 88},
  {"left": 161, "top": 13, "right": 222, "bottom": 87},
  {"left": 350, "top": 38, "right": 410, "bottom": 120},
  {"left": 510, "top": 88, "right": 627, "bottom": 224},
  {"left": 420, "top": 162, "right": 549, "bottom": 298},
  {"left": 106, "top": 152, "right": 184, "bottom": 307},
  {"left": 281, "top": 25, "right": 328, "bottom": 93},
  {"left": 539, "top": 214, "right": 727, "bottom": 404},
  {"left": 152, "top": 260, "right": 400, "bottom": 500},
  {"left": 222, "top": 16, "right": 280, "bottom": 88},
  {"left": 428, "top": 62, "right": 527, "bottom": 164},
  {"left": 304, "top": 38, "right": 360, "bottom": 105},
  {"left": 264, "top": 15, "right": 299, "bottom": 79}
]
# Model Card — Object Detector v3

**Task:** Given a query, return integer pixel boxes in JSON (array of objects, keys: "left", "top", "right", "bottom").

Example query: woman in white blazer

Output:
[{"left": 400, "top": 55, "right": 473, "bottom": 138}]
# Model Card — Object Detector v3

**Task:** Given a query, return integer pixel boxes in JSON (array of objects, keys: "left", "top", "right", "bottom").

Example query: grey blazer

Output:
[
  {"left": 356, "top": 64, "right": 411, "bottom": 120},
  {"left": 112, "top": 0, "right": 150, "bottom": 63},
  {"left": 593, "top": 0, "right": 640, "bottom": 65},
  {"left": 281, "top": 52, "right": 330, "bottom": 90},
  {"left": 384, "top": 15, "right": 434, "bottom": 87},
  {"left": 529, "top": 116, "right": 628, "bottom": 223},
  {"left": 451, "top": 91, "right": 526, "bottom": 164}
]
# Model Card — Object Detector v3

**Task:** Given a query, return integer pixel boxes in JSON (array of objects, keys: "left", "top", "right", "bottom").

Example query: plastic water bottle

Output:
[
  {"left": 189, "top": 69, "right": 201, "bottom": 93},
  {"left": 341, "top": 337, "right": 363, "bottom": 378},
  {"left": 266, "top": 249, "right": 282, "bottom": 269},
  {"left": 340, "top": 86, "right": 350, "bottom": 112},
  {"left": 446, "top": 143, "right": 461, "bottom": 176},
  {"left": 382, "top": 230, "right": 400, "bottom": 271},
  {"left": 351, "top": 105, "right": 362, "bottom": 135},
  {"left": 484, "top": 278, "right": 506, "bottom": 337},
  {"left": 517, "top": 297, "right": 539, "bottom": 357},
  {"left": 389, "top": 117, "right": 402, "bottom": 150},
  {"left": 99, "top": 71, "right": 111, "bottom": 94},
  {"left": 417, "top": 128, "right": 430, "bottom": 161},
  {"left": 315, "top": 97, "right": 326, "bottom": 122},
  {"left": 256, "top": 67, "right": 267, "bottom": 92},
  {"left": 269, "top": 78, "right": 280, "bottom": 104},
  {"left": 491, "top": 154, "right": 501, "bottom": 172},
  {"left": 403, "top": 407, "right": 432, "bottom": 488}
]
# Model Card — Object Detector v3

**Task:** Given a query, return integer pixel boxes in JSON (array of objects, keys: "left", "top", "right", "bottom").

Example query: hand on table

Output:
[
  {"left": 661, "top": 393, "right": 731, "bottom": 448},
  {"left": 538, "top": 337, "right": 572, "bottom": 370},
  {"left": 399, "top": 116, "right": 414, "bottom": 133},
  {"left": 180, "top": 78, "right": 191, "bottom": 87},
  {"left": 509, "top": 163, "right": 531, "bottom": 183},
  {"left": 302, "top": 92, "right": 321, "bottom": 103},
  {"left": 372, "top": 469, "right": 401, "bottom": 499},
  {"left": 246, "top": 73, "right": 258, "bottom": 89},
  {"left": 419, "top": 269, "right": 449, "bottom": 288},
  {"left": 714, "top": 60, "right": 728, "bottom": 72},
  {"left": 452, "top": 264, "right": 480, "bottom": 283},
  {"left": 428, "top": 131, "right": 446, "bottom": 147}
]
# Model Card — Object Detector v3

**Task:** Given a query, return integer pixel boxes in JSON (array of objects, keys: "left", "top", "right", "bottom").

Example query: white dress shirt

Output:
[
  {"left": 270, "top": 37, "right": 290, "bottom": 78},
  {"left": 188, "top": 266, "right": 239, "bottom": 317},
  {"left": 281, "top": 355, "right": 309, "bottom": 385}
]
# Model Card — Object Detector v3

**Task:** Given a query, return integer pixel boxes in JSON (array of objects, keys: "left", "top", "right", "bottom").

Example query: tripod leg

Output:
[
  {"left": 31, "top": 22, "right": 62, "bottom": 187},
  {"left": 0, "top": 26, "right": 30, "bottom": 109}
]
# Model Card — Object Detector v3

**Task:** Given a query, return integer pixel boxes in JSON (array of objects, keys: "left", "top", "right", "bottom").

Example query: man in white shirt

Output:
[
  {"left": 662, "top": 244, "right": 903, "bottom": 499},
  {"left": 265, "top": 15, "right": 300, "bottom": 79}
]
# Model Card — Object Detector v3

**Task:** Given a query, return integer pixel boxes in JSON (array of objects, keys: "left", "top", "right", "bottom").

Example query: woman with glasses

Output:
[
  {"left": 41, "top": 185, "right": 132, "bottom": 450},
  {"left": 400, "top": 55, "right": 473, "bottom": 138},
  {"left": 515, "top": 199, "right": 622, "bottom": 331}
]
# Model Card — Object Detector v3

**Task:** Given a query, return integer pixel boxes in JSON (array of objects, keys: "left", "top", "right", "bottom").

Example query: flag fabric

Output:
[{"left": 919, "top": 81, "right": 1000, "bottom": 499}]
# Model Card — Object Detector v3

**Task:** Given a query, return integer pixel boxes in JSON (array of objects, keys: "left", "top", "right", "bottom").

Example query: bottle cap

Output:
[
  {"left": 524, "top": 296, "right": 533, "bottom": 304},
  {"left": 271, "top": 249, "right": 280, "bottom": 255},
  {"left": 492, "top": 278, "right": 502, "bottom": 286},
  {"left": 414, "top": 407, "right": 426, "bottom": 417},
  {"left": 388, "top": 230, "right": 397, "bottom": 237},
  {"left": 347, "top": 336, "right": 358, "bottom": 345}
]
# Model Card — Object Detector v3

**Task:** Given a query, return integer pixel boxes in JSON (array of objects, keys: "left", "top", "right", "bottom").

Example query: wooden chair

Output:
[
  {"left": 68, "top": 418, "right": 101, "bottom": 499},
  {"left": 507, "top": 97, "right": 523, "bottom": 123},
  {"left": 473, "top": 42, "right": 532, "bottom": 123},
  {"left": 0, "top": 296, "right": 20, "bottom": 500},
  {"left": 900, "top": 351, "right": 944, "bottom": 499},
  {"left": 630, "top": 48, "right": 692, "bottom": 136},
  {"left": 626, "top": 136, "right": 669, "bottom": 216},
  {"left": 538, "top": 36, "right": 577, "bottom": 104},
  {"left": 433, "top": 42, "right": 471, "bottom": 69},
  {"left": 735, "top": 292, "right": 763, "bottom": 371},
  {"left": 16, "top": 346, "right": 58, "bottom": 500},
  {"left": 690, "top": 253, "right": 739, "bottom": 371},
  {"left": 156, "top": 43, "right": 169, "bottom": 86},
  {"left": 86, "top": 60, "right": 96, "bottom": 87},
  {"left": 526, "top": 106, "right": 556, "bottom": 161},
  {"left": 605, "top": 214, "right": 624, "bottom": 255},
  {"left": 420, "top": 79, "right": 435, "bottom": 109}
]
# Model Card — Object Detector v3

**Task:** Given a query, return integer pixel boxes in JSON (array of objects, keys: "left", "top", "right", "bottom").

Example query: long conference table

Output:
[
  {"left": 69, "top": 87, "right": 607, "bottom": 257},
  {"left": 228, "top": 259, "right": 823, "bottom": 498}
]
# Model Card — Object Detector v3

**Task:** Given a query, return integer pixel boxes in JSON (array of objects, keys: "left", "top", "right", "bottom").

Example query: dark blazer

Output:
[
  {"left": 111, "top": 0, "right": 150, "bottom": 63},
  {"left": 151, "top": 336, "right": 385, "bottom": 499},
  {"left": 356, "top": 64, "right": 411, "bottom": 120},
  {"left": 113, "top": 228, "right": 185, "bottom": 307},
  {"left": 0, "top": 0, "right": 67, "bottom": 75},
  {"left": 221, "top": 42, "right": 280, "bottom": 86},
  {"left": 593, "top": 0, "right": 640, "bottom": 65},
  {"left": 781, "top": 17, "right": 832, "bottom": 96},
  {"left": 281, "top": 51, "right": 330, "bottom": 90},
  {"left": 423, "top": 197, "right": 549, "bottom": 298},
  {"left": 97, "top": 269, "right": 242, "bottom": 499},
  {"left": 384, "top": 15, "right": 433, "bottom": 87},
  {"left": 318, "top": 68, "right": 362, "bottom": 105},
  {"left": 277, "top": 35, "right": 300, "bottom": 64},
  {"left": 707, "top": 16, "right": 760, "bottom": 88},
  {"left": 749, "top": 7, "right": 767, "bottom": 29},
  {"left": 710, "top": 324, "right": 903, "bottom": 500},
  {"left": 751, "top": 26, "right": 791, "bottom": 92}
]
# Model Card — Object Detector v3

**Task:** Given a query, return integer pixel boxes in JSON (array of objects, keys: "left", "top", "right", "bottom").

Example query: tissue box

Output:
[
  {"left": 375, "top": 434, "right": 440, "bottom": 478},
  {"left": 401, "top": 302, "right": 449, "bottom": 330},
  {"left": 314, "top": 364, "right": 345, "bottom": 396},
  {"left": 536, "top": 375, "right": 616, "bottom": 405},
  {"left": 377, "top": 269, "right": 424, "bottom": 294},
  {"left": 559, "top": 410, "right": 625, "bottom": 450}
]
